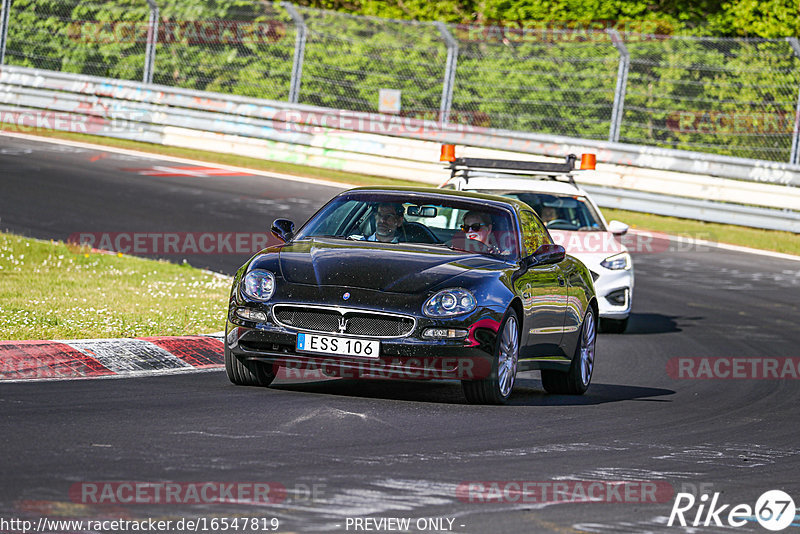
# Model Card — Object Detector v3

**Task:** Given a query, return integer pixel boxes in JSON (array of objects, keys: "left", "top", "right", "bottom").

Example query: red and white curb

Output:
[{"left": 0, "top": 335, "right": 225, "bottom": 382}]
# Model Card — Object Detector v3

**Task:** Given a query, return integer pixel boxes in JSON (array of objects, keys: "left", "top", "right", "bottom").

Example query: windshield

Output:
[
  {"left": 294, "top": 192, "right": 519, "bottom": 260},
  {"left": 496, "top": 192, "right": 604, "bottom": 231}
]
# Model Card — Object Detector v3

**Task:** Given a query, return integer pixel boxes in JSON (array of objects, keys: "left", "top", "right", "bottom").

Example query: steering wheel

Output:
[
  {"left": 401, "top": 222, "right": 441, "bottom": 244},
  {"left": 545, "top": 219, "right": 572, "bottom": 228}
]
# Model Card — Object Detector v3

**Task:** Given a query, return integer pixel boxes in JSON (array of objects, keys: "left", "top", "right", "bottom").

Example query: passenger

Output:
[{"left": 461, "top": 211, "right": 498, "bottom": 253}]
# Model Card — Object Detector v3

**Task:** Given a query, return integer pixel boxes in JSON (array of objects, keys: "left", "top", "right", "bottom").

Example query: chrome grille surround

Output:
[{"left": 272, "top": 304, "right": 416, "bottom": 338}]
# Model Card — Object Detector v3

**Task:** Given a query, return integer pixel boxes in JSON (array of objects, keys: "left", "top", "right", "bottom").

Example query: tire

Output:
[
  {"left": 600, "top": 317, "right": 628, "bottom": 334},
  {"left": 541, "top": 308, "right": 596, "bottom": 395},
  {"left": 225, "top": 343, "right": 277, "bottom": 387},
  {"left": 462, "top": 310, "right": 520, "bottom": 405}
]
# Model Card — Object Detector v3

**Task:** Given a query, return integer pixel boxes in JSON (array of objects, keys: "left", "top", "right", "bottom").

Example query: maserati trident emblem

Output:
[
  {"left": 338, "top": 316, "right": 348, "bottom": 333},
  {"left": 342, "top": 292, "right": 351, "bottom": 300}
]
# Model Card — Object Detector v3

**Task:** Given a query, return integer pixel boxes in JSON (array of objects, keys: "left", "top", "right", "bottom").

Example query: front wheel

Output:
[
  {"left": 542, "top": 307, "right": 596, "bottom": 395},
  {"left": 225, "top": 344, "right": 277, "bottom": 387},
  {"left": 462, "top": 310, "right": 520, "bottom": 405}
]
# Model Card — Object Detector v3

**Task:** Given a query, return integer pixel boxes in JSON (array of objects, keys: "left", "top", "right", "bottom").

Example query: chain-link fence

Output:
[
  {"left": 2, "top": 0, "right": 800, "bottom": 163},
  {"left": 624, "top": 36, "right": 800, "bottom": 162}
]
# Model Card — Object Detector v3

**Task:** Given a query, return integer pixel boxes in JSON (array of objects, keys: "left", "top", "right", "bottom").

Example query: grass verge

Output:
[
  {"left": 602, "top": 208, "right": 800, "bottom": 256},
  {"left": 0, "top": 232, "right": 230, "bottom": 340},
  {"left": 2, "top": 125, "right": 797, "bottom": 257}
]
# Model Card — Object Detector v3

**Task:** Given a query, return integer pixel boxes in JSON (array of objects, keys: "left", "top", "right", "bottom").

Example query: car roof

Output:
[
  {"left": 455, "top": 176, "right": 588, "bottom": 197},
  {"left": 344, "top": 185, "right": 532, "bottom": 214}
]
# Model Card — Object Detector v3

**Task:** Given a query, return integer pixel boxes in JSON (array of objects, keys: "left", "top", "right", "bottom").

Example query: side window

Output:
[{"left": 519, "top": 210, "right": 552, "bottom": 256}]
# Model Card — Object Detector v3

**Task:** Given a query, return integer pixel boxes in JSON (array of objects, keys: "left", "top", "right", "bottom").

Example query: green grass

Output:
[
  {"left": 0, "top": 233, "right": 231, "bottom": 340},
  {"left": 602, "top": 208, "right": 800, "bottom": 256},
  {"left": 3, "top": 125, "right": 797, "bottom": 256}
]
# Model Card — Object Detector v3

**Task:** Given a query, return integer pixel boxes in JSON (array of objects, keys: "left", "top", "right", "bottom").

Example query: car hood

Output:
[
  {"left": 276, "top": 238, "right": 503, "bottom": 293},
  {"left": 548, "top": 230, "right": 630, "bottom": 269}
]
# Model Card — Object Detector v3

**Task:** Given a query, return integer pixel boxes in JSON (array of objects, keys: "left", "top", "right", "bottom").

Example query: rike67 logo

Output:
[{"left": 668, "top": 490, "right": 797, "bottom": 531}]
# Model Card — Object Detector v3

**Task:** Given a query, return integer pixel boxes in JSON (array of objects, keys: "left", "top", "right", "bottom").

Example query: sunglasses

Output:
[{"left": 461, "top": 223, "right": 487, "bottom": 232}]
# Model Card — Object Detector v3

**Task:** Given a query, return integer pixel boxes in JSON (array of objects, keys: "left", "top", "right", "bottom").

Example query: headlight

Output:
[
  {"left": 241, "top": 270, "right": 276, "bottom": 301},
  {"left": 601, "top": 252, "right": 631, "bottom": 270},
  {"left": 423, "top": 288, "right": 476, "bottom": 317}
]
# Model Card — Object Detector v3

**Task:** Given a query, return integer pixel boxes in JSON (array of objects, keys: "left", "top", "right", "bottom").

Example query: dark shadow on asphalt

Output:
[
  {"left": 508, "top": 378, "right": 674, "bottom": 406},
  {"left": 270, "top": 377, "right": 674, "bottom": 406},
  {"left": 616, "top": 313, "right": 702, "bottom": 335}
]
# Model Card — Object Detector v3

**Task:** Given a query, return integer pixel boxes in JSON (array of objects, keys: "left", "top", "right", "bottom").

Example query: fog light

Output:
[
  {"left": 606, "top": 288, "right": 628, "bottom": 306},
  {"left": 235, "top": 307, "right": 268, "bottom": 323},
  {"left": 422, "top": 328, "right": 468, "bottom": 339}
]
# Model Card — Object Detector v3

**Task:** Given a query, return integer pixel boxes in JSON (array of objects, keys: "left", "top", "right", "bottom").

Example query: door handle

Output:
[{"left": 558, "top": 275, "right": 566, "bottom": 287}]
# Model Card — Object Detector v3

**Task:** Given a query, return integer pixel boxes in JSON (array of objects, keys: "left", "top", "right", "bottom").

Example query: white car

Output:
[{"left": 440, "top": 153, "right": 633, "bottom": 333}]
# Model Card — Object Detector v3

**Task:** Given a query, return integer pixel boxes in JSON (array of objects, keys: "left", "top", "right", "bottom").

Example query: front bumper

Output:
[
  {"left": 593, "top": 268, "right": 634, "bottom": 320},
  {"left": 226, "top": 303, "right": 504, "bottom": 381}
]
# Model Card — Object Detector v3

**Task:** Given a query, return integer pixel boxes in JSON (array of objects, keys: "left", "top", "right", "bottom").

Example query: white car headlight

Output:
[
  {"left": 241, "top": 270, "right": 276, "bottom": 301},
  {"left": 601, "top": 252, "right": 632, "bottom": 270},
  {"left": 423, "top": 288, "right": 476, "bottom": 317}
]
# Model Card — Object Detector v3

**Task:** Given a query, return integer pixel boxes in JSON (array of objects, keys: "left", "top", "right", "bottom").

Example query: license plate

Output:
[{"left": 296, "top": 333, "right": 380, "bottom": 358}]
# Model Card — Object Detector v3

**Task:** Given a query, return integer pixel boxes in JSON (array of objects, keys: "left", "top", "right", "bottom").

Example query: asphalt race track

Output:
[{"left": 2, "top": 133, "right": 799, "bottom": 533}]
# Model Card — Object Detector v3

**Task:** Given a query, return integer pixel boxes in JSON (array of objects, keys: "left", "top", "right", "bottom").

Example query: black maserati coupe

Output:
[{"left": 225, "top": 187, "right": 597, "bottom": 404}]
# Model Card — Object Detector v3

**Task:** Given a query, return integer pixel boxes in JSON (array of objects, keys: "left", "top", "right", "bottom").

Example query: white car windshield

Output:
[{"left": 497, "top": 193, "right": 603, "bottom": 231}]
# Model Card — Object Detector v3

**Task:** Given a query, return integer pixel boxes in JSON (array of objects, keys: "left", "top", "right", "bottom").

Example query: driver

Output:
[
  {"left": 538, "top": 205, "right": 558, "bottom": 224},
  {"left": 367, "top": 202, "right": 405, "bottom": 243}
]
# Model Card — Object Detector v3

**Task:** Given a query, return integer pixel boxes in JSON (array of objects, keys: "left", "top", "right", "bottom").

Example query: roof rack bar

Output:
[{"left": 450, "top": 155, "right": 577, "bottom": 174}]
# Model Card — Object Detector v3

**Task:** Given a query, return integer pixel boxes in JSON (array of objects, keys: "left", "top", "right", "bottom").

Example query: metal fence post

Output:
[
  {"left": 608, "top": 29, "right": 630, "bottom": 143},
  {"left": 788, "top": 38, "right": 800, "bottom": 165},
  {"left": 282, "top": 2, "right": 307, "bottom": 104},
  {"left": 435, "top": 21, "right": 458, "bottom": 124},
  {"left": 0, "top": 0, "right": 11, "bottom": 65},
  {"left": 143, "top": 0, "right": 159, "bottom": 84}
]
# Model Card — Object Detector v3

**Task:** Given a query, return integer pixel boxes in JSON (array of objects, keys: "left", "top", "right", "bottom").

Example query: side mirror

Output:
[
  {"left": 271, "top": 219, "right": 295, "bottom": 243},
  {"left": 530, "top": 244, "right": 566, "bottom": 265},
  {"left": 607, "top": 220, "right": 629, "bottom": 236}
]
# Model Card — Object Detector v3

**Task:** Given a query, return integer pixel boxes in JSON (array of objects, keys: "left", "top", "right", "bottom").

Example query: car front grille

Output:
[{"left": 272, "top": 305, "right": 415, "bottom": 338}]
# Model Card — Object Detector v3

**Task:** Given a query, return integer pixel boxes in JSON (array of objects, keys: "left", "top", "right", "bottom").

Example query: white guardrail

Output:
[{"left": 1, "top": 65, "right": 799, "bottom": 233}]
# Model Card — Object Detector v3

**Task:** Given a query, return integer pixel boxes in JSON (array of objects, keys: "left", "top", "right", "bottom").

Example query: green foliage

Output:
[
  {"left": 3, "top": 0, "right": 799, "bottom": 162},
  {"left": 713, "top": 0, "right": 800, "bottom": 38},
  {"left": 297, "top": 0, "right": 798, "bottom": 37},
  {"left": 621, "top": 37, "right": 799, "bottom": 160}
]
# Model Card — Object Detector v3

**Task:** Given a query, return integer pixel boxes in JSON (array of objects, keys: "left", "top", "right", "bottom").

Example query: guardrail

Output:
[{"left": 1, "top": 65, "right": 798, "bottom": 233}]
